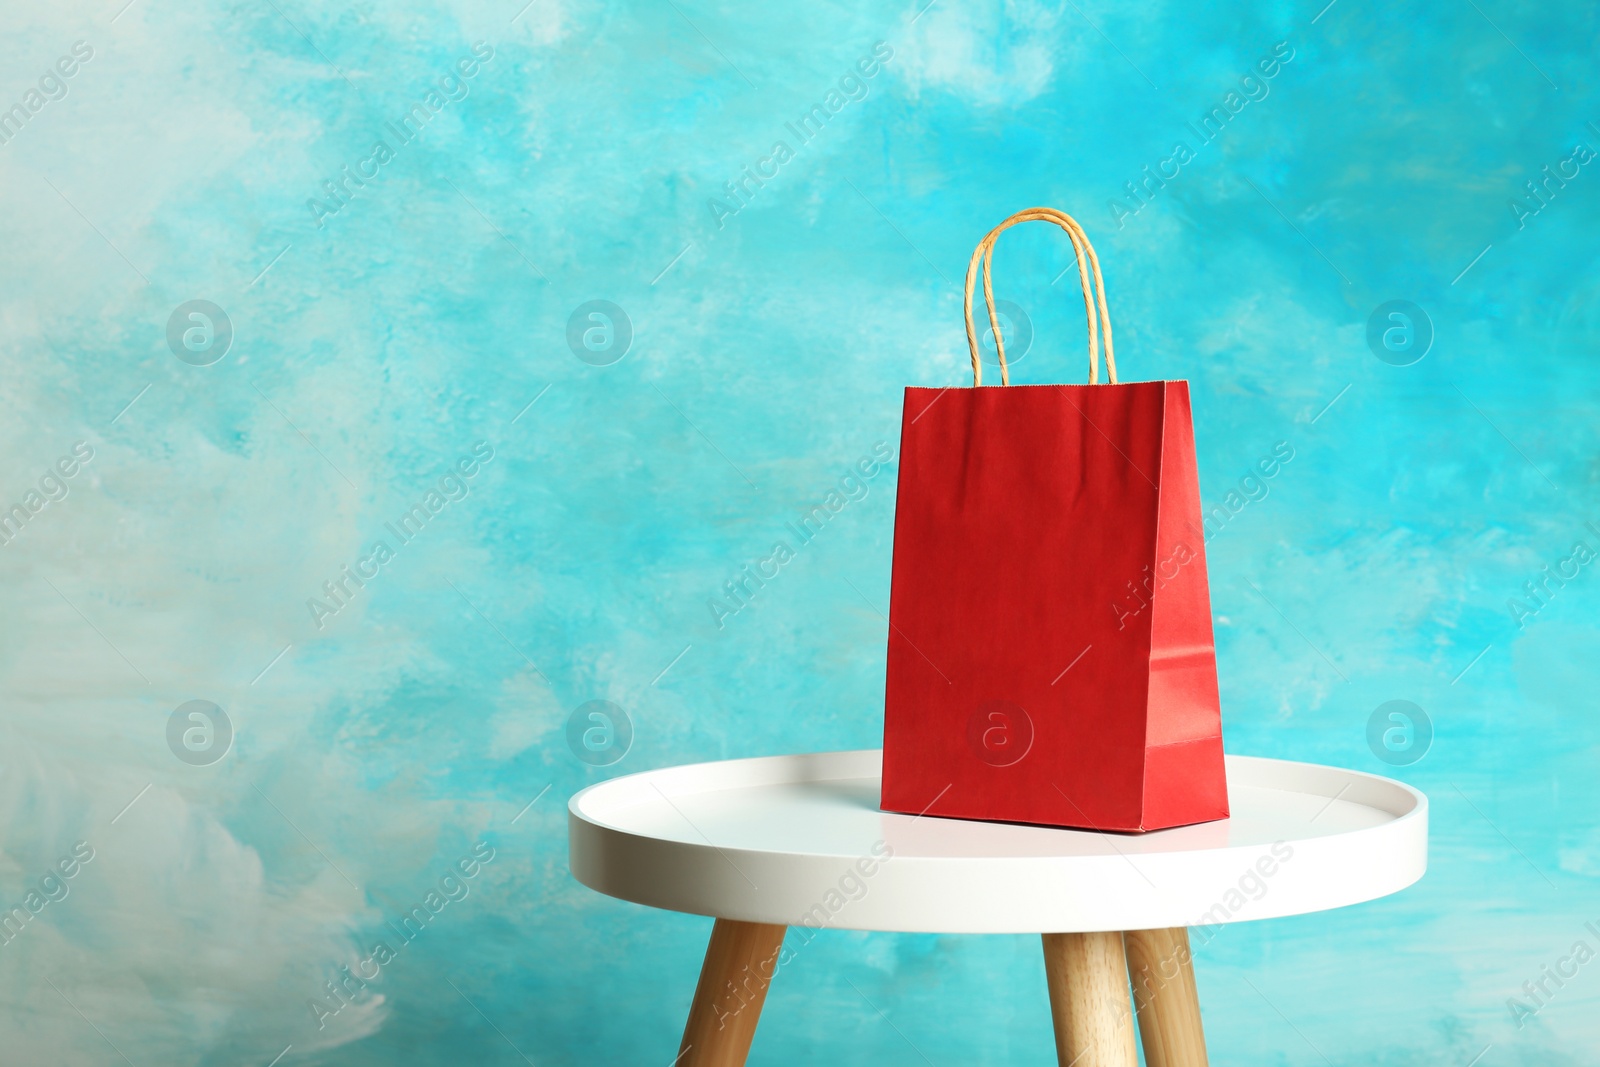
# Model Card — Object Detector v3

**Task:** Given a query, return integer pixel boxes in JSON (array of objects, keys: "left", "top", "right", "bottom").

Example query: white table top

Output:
[{"left": 568, "top": 750, "right": 1428, "bottom": 934}]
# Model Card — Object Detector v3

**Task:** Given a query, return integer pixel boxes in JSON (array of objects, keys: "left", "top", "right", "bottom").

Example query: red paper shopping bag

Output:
[{"left": 880, "top": 207, "right": 1228, "bottom": 833}]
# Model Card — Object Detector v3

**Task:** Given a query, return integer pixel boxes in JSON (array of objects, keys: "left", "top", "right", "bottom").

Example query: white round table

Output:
[{"left": 569, "top": 750, "right": 1427, "bottom": 1067}]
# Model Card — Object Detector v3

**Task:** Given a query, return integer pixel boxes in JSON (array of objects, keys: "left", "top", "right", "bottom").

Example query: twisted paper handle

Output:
[{"left": 963, "top": 207, "right": 1116, "bottom": 387}]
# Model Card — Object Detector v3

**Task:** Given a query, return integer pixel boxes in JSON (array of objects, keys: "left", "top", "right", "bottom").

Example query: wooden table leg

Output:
[
  {"left": 1041, "top": 931, "right": 1138, "bottom": 1067},
  {"left": 678, "top": 918, "right": 787, "bottom": 1067},
  {"left": 1122, "top": 927, "right": 1208, "bottom": 1067}
]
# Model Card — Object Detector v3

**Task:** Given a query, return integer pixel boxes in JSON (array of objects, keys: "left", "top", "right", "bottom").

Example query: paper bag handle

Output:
[{"left": 963, "top": 207, "right": 1117, "bottom": 387}]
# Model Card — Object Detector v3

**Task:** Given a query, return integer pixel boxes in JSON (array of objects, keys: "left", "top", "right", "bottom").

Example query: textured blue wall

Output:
[{"left": 1, "top": 0, "right": 1597, "bottom": 1063}]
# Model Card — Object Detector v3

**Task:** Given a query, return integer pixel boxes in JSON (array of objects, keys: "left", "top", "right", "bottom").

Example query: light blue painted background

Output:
[{"left": 1, "top": 0, "right": 1596, "bottom": 1062}]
